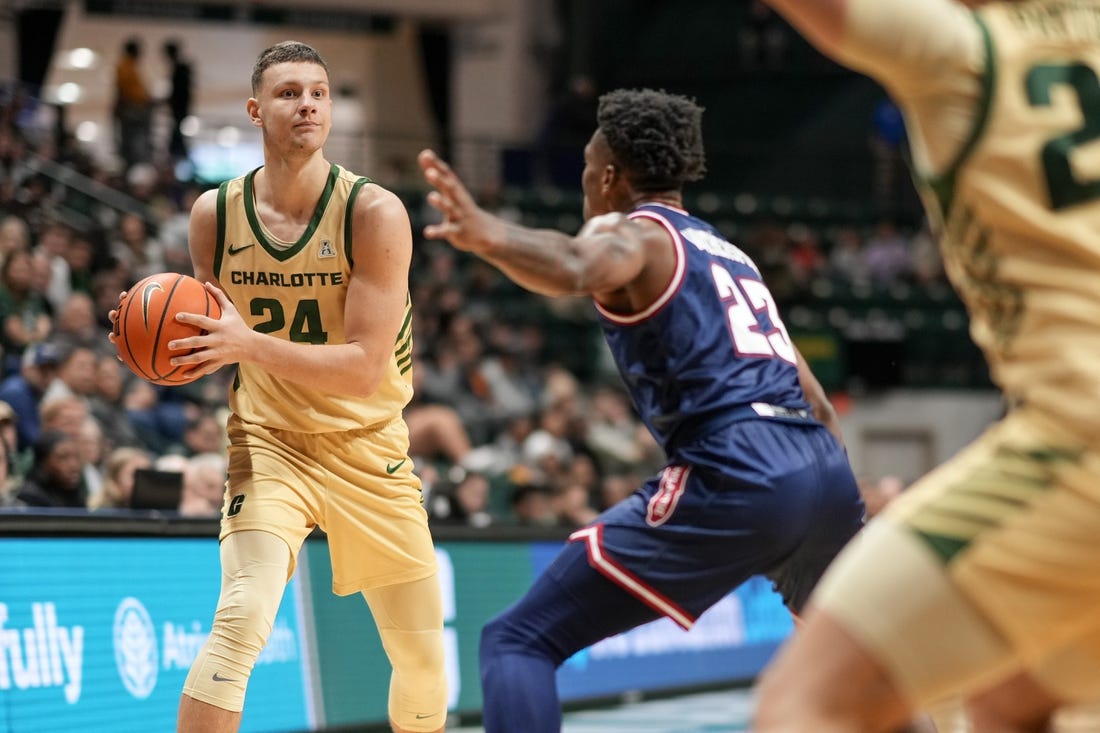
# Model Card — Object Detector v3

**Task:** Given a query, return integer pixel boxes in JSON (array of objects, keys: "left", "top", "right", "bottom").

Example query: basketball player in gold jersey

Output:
[
  {"left": 155, "top": 41, "right": 446, "bottom": 733},
  {"left": 748, "top": 1, "right": 1100, "bottom": 732}
]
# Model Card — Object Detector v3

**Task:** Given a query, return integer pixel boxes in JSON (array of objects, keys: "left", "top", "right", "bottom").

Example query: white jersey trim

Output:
[{"left": 594, "top": 208, "right": 687, "bottom": 325}]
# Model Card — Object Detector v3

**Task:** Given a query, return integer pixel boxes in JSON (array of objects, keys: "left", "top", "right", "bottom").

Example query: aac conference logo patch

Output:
[{"left": 113, "top": 597, "right": 159, "bottom": 699}]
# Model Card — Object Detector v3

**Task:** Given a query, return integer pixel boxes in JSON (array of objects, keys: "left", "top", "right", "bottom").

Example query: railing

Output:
[{"left": 23, "top": 153, "right": 160, "bottom": 229}]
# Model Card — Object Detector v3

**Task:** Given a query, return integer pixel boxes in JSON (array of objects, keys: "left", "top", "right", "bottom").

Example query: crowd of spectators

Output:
[{"left": 0, "top": 78, "right": 938, "bottom": 529}]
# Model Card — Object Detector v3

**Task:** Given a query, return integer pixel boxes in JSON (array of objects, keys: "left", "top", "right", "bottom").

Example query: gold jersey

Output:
[
  {"left": 214, "top": 164, "right": 414, "bottom": 433},
  {"left": 839, "top": 0, "right": 1100, "bottom": 433}
]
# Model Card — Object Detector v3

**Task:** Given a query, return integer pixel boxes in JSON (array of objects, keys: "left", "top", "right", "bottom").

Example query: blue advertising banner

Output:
[{"left": 0, "top": 537, "right": 311, "bottom": 733}]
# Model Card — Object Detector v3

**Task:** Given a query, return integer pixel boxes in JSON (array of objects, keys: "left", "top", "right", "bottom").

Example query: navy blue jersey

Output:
[
  {"left": 595, "top": 203, "right": 811, "bottom": 453},
  {"left": 479, "top": 209, "right": 865, "bottom": 733}
]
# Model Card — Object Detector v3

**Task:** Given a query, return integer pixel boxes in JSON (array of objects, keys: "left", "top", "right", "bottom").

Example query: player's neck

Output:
[
  {"left": 256, "top": 155, "right": 330, "bottom": 212},
  {"left": 630, "top": 192, "right": 682, "bottom": 210}
]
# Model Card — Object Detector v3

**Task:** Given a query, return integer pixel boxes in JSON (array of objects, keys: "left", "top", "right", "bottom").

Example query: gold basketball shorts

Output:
[
  {"left": 220, "top": 413, "right": 437, "bottom": 594},
  {"left": 813, "top": 407, "right": 1100, "bottom": 705}
]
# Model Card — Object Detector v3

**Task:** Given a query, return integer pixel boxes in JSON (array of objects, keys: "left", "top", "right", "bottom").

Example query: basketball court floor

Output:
[
  {"left": 447, "top": 689, "right": 1099, "bottom": 732},
  {"left": 450, "top": 687, "right": 757, "bottom": 733}
]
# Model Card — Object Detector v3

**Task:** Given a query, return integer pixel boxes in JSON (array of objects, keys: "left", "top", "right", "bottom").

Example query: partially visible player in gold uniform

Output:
[
  {"left": 152, "top": 41, "right": 445, "bottom": 733},
  {"left": 750, "top": 1, "right": 1100, "bottom": 731}
]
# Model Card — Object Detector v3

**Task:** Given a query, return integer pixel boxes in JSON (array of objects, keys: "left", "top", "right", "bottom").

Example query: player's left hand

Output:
[
  {"left": 106, "top": 289, "right": 127, "bottom": 353},
  {"left": 418, "top": 148, "right": 506, "bottom": 254}
]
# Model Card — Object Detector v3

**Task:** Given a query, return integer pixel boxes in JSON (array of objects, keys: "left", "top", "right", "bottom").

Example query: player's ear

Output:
[
  {"left": 601, "top": 162, "right": 618, "bottom": 190},
  {"left": 246, "top": 98, "right": 262, "bottom": 127},
  {"left": 602, "top": 163, "right": 628, "bottom": 200}
]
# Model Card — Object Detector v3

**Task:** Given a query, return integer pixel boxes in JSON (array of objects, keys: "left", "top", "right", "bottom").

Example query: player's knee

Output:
[
  {"left": 182, "top": 580, "right": 282, "bottom": 712},
  {"left": 388, "top": 627, "right": 445, "bottom": 680},
  {"left": 480, "top": 612, "right": 521, "bottom": 660},
  {"left": 382, "top": 627, "right": 447, "bottom": 732},
  {"left": 480, "top": 609, "right": 559, "bottom": 669},
  {"left": 213, "top": 583, "right": 278, "bottom": 652}
]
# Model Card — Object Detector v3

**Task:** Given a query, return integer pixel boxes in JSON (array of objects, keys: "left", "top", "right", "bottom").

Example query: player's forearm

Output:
[
  {"left": 242, "top": 331, "right": 389, "bottom": 397},
  {"left": 809, "top": 393, "right": 844, "bottom": 446},
  {"left": 477, "top": 223, "right": 589, "bottom": 297},
  {"left": 796, "top": 348, "right": 845, "bottom": 446}
]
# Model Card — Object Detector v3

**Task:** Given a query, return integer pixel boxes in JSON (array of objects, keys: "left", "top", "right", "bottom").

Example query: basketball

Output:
[{"left": 113, "top": 272, "right": 221, "bottom": 386}]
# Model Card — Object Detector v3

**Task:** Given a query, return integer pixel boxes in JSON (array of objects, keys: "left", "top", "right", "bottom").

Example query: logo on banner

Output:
[
  {"left": 113, "top": 597, "right": 159, "bottom": 699},
  {"left": 0, "top": 601, "right": 85, "bottom": 703}
]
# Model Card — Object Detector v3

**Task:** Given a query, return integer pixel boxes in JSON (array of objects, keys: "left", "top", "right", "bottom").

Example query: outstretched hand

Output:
[{"left": 417, "top": 149, "right": 505, "bottom": 254}]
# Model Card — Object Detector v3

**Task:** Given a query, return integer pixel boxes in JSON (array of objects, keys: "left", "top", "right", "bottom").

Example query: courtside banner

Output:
[
  {"left": 0, "top": 537, "right": 310, "bottom": 733},
  {"left": 307, "top": 538, "right": 792, "bottom": 726}
]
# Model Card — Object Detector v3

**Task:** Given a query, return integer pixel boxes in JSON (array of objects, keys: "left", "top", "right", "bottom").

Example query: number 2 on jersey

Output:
[
  {"left": 710, "top": 263, "right": 796, "bottom": 364},
  {"left": 1027, "top": 62, "right": 1100, "bottom": 209}
]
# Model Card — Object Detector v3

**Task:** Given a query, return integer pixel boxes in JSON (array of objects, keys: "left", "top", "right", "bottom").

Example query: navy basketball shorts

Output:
[{"left": 570, "top": 419, "right": 864, "bottom": 626}]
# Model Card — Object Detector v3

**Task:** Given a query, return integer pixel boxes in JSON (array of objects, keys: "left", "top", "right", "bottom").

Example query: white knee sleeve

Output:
[{"left": 183, "top": 531, "right": 291, "bottom": 712}]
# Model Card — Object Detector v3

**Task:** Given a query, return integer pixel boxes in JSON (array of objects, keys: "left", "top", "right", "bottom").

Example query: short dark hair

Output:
[
  {"left": 251, "top": 40, "right": 329, "bottom": 95},
  {"left": 33, "top": 430, "right": 73, "bottom": 465},
  {"left": 596, "top": 88, "right": 706, "bottom": 192}
]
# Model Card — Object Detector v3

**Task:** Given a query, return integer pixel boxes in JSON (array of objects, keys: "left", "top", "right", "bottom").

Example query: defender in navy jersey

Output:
[{"left": 419, "top": 88, "right": 864, "bottom": 733}]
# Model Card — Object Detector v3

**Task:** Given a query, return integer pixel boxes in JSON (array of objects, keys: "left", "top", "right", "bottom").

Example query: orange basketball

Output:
[{"left": 113, "top": 273, "right": 221, "bottom": 386}]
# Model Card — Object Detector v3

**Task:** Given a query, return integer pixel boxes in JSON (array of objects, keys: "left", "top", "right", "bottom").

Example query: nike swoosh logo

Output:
[
  {"left": 415, "top": 713, "right": 436, "bottom": 719},
  {"left": 227, "top": 243, "right": 254, "bottom": 255},
  {"left": 385, "top": 459, "right": 407, "bottom": 474},
  {"left": 212, "top": 671, "right": 237, "bottom": 682},
  {"left": 141, "top": 281, "right": 164, "bottom": 328}
]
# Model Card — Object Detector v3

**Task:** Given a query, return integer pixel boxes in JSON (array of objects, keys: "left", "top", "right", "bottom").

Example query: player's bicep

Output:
[
  {"left": 836, "top": 0, "right": 981, "bottom": 88},
  {"left": 188, "top": 189, "right": 220, "bottom": 286},
  {"left": 344, "top": 190, "right": 414, "bottom": 356}
]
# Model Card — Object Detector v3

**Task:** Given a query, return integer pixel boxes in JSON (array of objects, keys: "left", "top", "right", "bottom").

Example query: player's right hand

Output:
[{"left": 417, "top": 148, "right": 506, "bottom": 255}]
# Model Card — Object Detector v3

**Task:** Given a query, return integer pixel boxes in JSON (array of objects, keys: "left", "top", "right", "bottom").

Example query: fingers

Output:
[
  {"left": 203, "top": 281, "right": 229, "bottom": 310},
  {"left": 423, "top": 222, "right": 460, "bottom": 241},
  {"left": 176, "top": 284, "right": 227, "bottom": 327},
  {"left": 174, "top": 312, "right": 217, "bottom": 330},
  {"left": 417, "top": 148, "right": 453, "bottom": 180},
  {"left": 166, "top": 334, "right": 205, "bottom": 352},
  {"left": 169, "top": 349, "right": 211, "bottom": 366},
  {"left": 425, "top": 190, "right": 457, "bottom": 221},
  {"left": 166, "top": 337, "right": 221, "bottom": 373},
  {"left": 170, "top": 352, "right": 220, "bottom": 379},
  {"left": 418, "top": 149, "right": 474, "bottom": 208},
  {"left": 417, "top": 148, "right": 441, "bottom": 172},
  {"left": 419, "top": 148, "right": 493, "bottom": 250}
]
